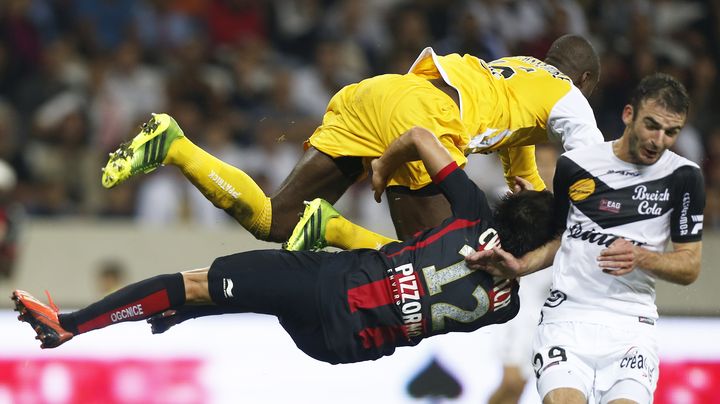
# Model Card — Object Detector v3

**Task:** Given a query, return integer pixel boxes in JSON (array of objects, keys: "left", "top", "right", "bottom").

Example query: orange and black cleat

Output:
[{"left": 11, "top": 290, "right": 74, "bottom": 348}]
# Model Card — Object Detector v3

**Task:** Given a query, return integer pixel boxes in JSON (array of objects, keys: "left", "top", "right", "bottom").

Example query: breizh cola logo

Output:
[{"left": 632, "top": 185, "right": 670, "bottom": 216}]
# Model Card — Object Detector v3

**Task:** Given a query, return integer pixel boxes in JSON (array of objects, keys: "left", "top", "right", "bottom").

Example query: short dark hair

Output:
[
  {"left": 544, "top": 34, "right": 600, "bottom": 85},
  {"left": 492, "top": 190, "right": 560, "bottom": 257},
  {"left": 630, "top": 73, "right": 690, "bottom": 117}
]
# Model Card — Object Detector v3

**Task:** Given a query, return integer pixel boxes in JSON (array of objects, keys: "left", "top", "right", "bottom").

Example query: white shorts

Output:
[{"left": 532, "top": 321, "right": 658, "bottom": 403}]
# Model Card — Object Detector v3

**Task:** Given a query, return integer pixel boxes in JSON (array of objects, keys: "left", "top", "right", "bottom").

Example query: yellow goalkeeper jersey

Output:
[
  {"left": 308, "top": 48, "right": 603, "bottom": 191},
  {"left": 409, "top": 47, "right": 603, "bottom": 189}
]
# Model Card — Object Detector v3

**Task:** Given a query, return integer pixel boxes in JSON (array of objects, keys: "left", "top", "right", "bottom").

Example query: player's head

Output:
[
  {"left": 544, "top": 34, "right": 600, "bottom": 98},
  {"left": 620, "top": 73, "right": 689, "bottom": 165},
  {"left": 493, "top": 190, "right": 560, "bottom": 257}
]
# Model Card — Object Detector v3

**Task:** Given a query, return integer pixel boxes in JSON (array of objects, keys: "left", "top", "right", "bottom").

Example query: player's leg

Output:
[
  {"left": 596, "top": 326, "right": 658, "bottom": 404},
  {"left": 601, "top": 379, "right": 650, "bottom": 404},
  {"left": 490, "top": 269, "right": 553, "bottom": 404},
  {"left": 101, "top": 113, "right": 275, "bottom": 240},
  {"left": 149, "top": 248, "right": 335, "bottom": 359},
  {"left": 542, "top": 388, "right": 587, "bottom": 404},
  {"left": 266, "top": 148, "right": 355, "bottom": 241},
  {"left": 206, "top": 249, "right": 341, "bottom": 362},
  {"left": 274, "top": 151, "right": 397, "bottom": 248},
  {"left": 12, "top": 271, "right": 192, "bottom": 348},
  {"left": 13, "top": 250, "right": 333, "bottom": 356},
  {"left": 385, "top": 186, "right": 452, "bottom": 240},
  {"left": 284, "top": 197, "right": 399, "bottom": 251},
  {"left": 533, "top": 323, "right": 592, "bottom": 404},
  {"left": 101, "top": 113, "right": 378, "bottom": 243},
  {"left": 287, "top": 165, "right": 456, "bottom": 250},
  {"left": 488, "top": 365, "right": 528, "bottom": 404}
]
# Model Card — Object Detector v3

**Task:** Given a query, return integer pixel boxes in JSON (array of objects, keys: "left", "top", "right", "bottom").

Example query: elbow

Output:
[
  {"left": 678, "top": 269, "right": 700, "bottom": 286},
  {"left": 676, "top": 264, "right": 701, "bottom": 286},
  {"left": 408, "top": 126, "right": 434, "bottom": 142}
]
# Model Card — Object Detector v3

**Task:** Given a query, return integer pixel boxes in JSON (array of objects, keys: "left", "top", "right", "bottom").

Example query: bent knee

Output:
[
  {"left": 500, "top": 367, "right": 528, "bottom": 395},
  {"left": 543, "top": 388, "right": 586, "bottom": 404}
]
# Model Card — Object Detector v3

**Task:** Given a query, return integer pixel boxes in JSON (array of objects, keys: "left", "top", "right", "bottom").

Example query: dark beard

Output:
[{"left": 627, "top": 127, "right": 641, "bottom": 164}]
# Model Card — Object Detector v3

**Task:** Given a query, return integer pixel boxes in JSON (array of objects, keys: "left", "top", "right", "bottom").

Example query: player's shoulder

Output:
[
  {"left": 659, "top": 150, "right": 703, "bottom": 184},
  {"left": 662, "top": 149, "right": 700, "bottom": 170},
  {"left": 491, "top": 56, "right": 545, "bottom": 67},
  {"left": 492, "top": 56, "right": 572, "bottom": 78},
  {"left": 552, "top": 142, "right": 611, "bottom": 177},
  {"left": 561, "top": 140, "right": 612, "bottom": 161}
]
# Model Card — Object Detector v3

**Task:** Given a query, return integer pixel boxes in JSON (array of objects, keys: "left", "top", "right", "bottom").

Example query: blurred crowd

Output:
[{"left": 1, "top": 0, "right": 719, "bottom": 232}]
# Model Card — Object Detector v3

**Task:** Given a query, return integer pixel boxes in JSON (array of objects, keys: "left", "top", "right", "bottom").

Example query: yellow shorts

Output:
[{"left": 307, "top": 73, "right": 468, "bottom": 189}]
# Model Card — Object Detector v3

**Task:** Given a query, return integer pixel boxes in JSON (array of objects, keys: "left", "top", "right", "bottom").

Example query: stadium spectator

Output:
[
  {"left": 95, "top": 258, "right": 127, "bottom": 297},
  {"left": 0, "top": 159, "right": 21, "bottom": 280},
  {"left": 90, "top": 40, "right": 167, "bottom": 153},
  {"left": 289, "top": 38, "right": 359, "bottom": 118},
  {"left": 433, "top": 2, "right": 508, "bottom": 61},
  {"left": 27, "top": 93, "right": 98, "bottom": 216},
  {"left": 71, "top": 0, "right": 139, "bottom": 54}
]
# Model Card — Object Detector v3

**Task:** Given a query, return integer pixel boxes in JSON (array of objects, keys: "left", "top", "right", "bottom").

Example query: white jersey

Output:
[{"left": 542, "top": 141, "right": 705, "bottom": 326}]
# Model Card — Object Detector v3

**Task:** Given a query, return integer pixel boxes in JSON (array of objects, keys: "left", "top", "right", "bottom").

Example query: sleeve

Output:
[
  {"left": 437, "top": 133, "right": 469, "bottom": 169},
  {"left": 498, "top": 146, "right": 547, "bottom": 191},
  {"left": 670, "top": 165, "right": 705, "bottom": 242},
  {"left": 547, "top": 86, "right": 604, "bottom": 151},
  {"left": 552, "top": 155, "right": 575, "bottom": 232},
  {"left": 433, "top": 162, "right": 491, "bottom": 220}
]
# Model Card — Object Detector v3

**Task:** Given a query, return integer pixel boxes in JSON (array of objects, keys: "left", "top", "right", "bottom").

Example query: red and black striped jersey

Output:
[{"left": 318, "top": 164, "right": 520, "bottom": 363}]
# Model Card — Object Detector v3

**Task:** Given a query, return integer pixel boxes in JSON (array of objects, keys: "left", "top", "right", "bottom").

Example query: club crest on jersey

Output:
[
  {"left": 543, "top": 289, "right": 567, "bottom": 308},
  {"left": 569, "top": 178, "right": 595, "bottom": 202},
  {"left": 599, "top": 198, "right": 621, "bottom": 213}
]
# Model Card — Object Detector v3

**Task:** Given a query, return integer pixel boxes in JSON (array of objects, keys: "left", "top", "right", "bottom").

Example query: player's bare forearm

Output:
[
  {"left": 598, "top": 239, "right": 701, "bottom": 285},
  {"left": 466, "top": 238, "right": 560, "bottom": 278},
  {"left": 521, "top": 237, "right": 561, "bottom": 275},
  {"left": 377, "top": 127, "right": 452, "bottom": 175},
  {"left": 637, "top": 242, "right": 702, "bottom": 285},
  {"left": 372, "top": 127, "right": 454, "bottom": 201}
]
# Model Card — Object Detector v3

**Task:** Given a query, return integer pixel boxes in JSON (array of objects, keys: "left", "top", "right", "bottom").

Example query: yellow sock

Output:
[
  {"left": 325, "top": 216, "right": 398, "bottom": 250},
  {"left": 164, "top": 137, "right": 272, "bottom": 239}
]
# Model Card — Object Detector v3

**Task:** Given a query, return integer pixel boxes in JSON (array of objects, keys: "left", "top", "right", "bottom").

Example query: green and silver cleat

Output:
[
  {"left": 101, "top": 113, "right": 185, "bottom": 188},
  {"left": 284, "top": 198, "right": 341, "bottom": 251}
]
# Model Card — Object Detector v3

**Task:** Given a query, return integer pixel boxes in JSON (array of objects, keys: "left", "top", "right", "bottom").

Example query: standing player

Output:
[
  {"left": 467, "top": 73, "right": 704, "bottom": 403},
  {"left": 12, "top": 127, "right": 561, "bottom": 364},
  {"left": 100, "top": 35, "right": 602, "bottom": 250}
]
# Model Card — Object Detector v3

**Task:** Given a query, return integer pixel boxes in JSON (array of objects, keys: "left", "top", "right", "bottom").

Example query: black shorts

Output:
[{"left": 208, "top": 249, "right": 342, "bottom": 363}]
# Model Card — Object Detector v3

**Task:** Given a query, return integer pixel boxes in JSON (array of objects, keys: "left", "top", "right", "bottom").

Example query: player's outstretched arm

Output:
[
  {"left": 371, "top": 126, "right": 454, "bottom": 202},
  {"left": 465, "top": 238, "right": 560, "bottom": 278}
]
